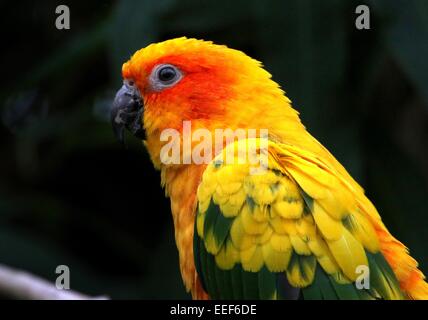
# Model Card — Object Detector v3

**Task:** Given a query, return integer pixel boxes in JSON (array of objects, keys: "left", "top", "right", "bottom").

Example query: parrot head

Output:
[{"left": 111, "top": 37, "right": 299, "bottom": 167}]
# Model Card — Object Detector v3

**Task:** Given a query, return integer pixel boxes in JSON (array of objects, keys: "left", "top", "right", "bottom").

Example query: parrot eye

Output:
[
  {"left": 158, "top": 66, "right": 177, "bottom": 82},
  {"left": 150, "top": 64, "right": 182, "bottom": 91}
]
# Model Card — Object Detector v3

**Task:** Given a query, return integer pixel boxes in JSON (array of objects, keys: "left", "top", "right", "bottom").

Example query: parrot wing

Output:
[{"left": 193, "top": 138, "right": 404, "bottom": 299}]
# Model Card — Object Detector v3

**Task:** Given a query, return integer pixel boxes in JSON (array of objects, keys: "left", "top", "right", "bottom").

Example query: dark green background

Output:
[{"left": 0, "top": 0, "right": 427, "bottom": 299}]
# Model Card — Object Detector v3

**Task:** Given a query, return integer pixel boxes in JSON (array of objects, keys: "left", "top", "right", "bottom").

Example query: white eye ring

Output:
[{"left": 149, "top": 64, "right": 183, "bottom": 91}]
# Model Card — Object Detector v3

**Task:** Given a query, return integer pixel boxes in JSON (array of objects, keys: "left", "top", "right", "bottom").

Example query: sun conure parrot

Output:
[{"left": 111, "top": 37, "right": 428, "bottom": 300}]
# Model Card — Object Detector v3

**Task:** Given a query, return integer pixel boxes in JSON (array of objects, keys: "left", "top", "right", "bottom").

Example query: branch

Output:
[{"left": 0, "top": 264, "right": 108, "bottom": 300}]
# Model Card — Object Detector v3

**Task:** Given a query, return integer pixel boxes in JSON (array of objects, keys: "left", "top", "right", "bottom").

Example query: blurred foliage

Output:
[{"left": 0, "top": 0, "right": 427, "bottom": 299}]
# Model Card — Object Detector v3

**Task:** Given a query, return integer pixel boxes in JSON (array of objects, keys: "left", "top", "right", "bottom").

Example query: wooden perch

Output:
[{"left": 0, "top": 264, "right": 108, "bottom": 300}]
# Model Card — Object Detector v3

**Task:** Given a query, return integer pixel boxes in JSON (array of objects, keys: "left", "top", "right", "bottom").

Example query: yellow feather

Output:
[
  {"left": 196, "top": 213, "right": 205, "bottom": 238},
  {"left": 212, "top": 190, "right": 228, "bottom": 205},
  {"left": 307, "top": 234, "right": 327, "bottom": 256},
  {"left": 262, "top": 242, "right": 292, "bottom": 272},
  {"left": 215, "top": 239, "right": 239, "bottom": 270},
  {"left": 241, "top": 204, "right": 268, "bottom": 235},
  {"left": 317, "top": 254, "right": 340, "bottom": 274},
  {"left": 241, "top": 245, "right": 264, "bottom": 272},
  {"left": 215, "top": 184, "right": 226, "bottom": 198},
  {"left": 198, "top": 198, "right": 210, "bottom": 214},
  {"left": 252, "top": 205, "right": 269, "bottom": 222},
  {"left": 305, "top": 233, "right": 339, "bottom": 274},
  {"left": 286, "top": 163, "right": 329, "bottom": 199},
  {"left": 201, "top": 169, "right": 217, "bottom": 195},
  {"left": 219, "top": 202, "right": 241, "bottom": 217},
  {"left": 270, "top": 233, "right": 292, "bottom": 252},
  {"left": 204, "top": 228, "right": 220, "bottom": 255},
  {"left": 295, "top": 216, "right": 316, "bottom": 238},
  {"left": 228, "top": 188, "right": 246, "bottom": 207},
  {"left": 287, "top": 154, "right": 335, "bottom": 186},
  {"left": 248, "top": 184, "right": 276, "bottom": 205},
  {"left": 273, "top": 182, "right": 288, "bottom": 200},
  {"left": 290, "top": 234, "right": 311, "bottom": 255},
  {"left": 345, "top": 210, "right": 380, "bottom": 253},
  {"left": 286, "top": 255, "right": 316, "bottom": 288},
  {"left": 327, "top": 228, "right": 368, "bottom": 281},
  {"left": 278, "top": 176, "right": 301, "bottom": 199},
  {"left": 254, "top": 227, "right": 273, "bottom": 245},
  {"left": 230, "top": 215, "right": 254, "bottom": 250},
  {"left": 220, "top": 181, "right": 243, "bottom": 195},
  {"left": 269, "top": 216, "right": 297, "bottom": 235},
  {"left": 317, "top": 188, "right": 354, "bottom": 220},
  {"left": 271, "top": 199, "right": 303, "bottom": 219},
  {"left": 215, "top": 165, "right": 242, "bottom": 184},
  {"left": 196, "top": 185, "right": 212, "bottom": 204},
  {"left": 246, "top": 171, "right": 279, "bottom": 186},
  {"left": 312, "top": 201, "right": 343, "bottom": 241}
]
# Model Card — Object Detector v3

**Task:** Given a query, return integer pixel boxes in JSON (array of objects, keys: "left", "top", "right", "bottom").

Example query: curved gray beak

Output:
[{"left": 111, "top": 82, "right": 145, "bottom": 144}]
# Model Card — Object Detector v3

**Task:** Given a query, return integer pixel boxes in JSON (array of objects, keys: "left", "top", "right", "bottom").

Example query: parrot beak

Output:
[{"left": 111, "top": 82, "right": 145, "bottom": 144}]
